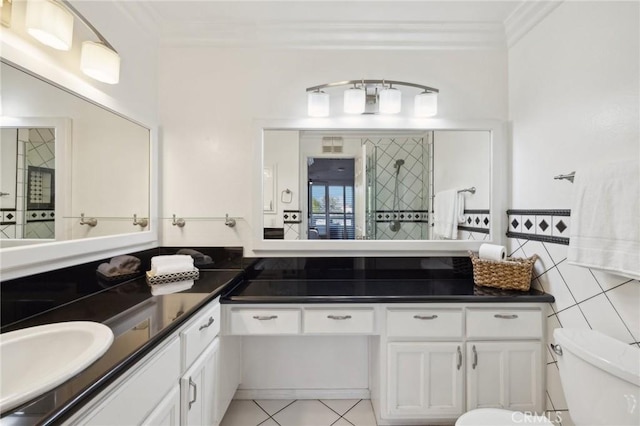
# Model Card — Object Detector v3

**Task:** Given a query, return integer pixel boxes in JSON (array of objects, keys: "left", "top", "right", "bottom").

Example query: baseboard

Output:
[{"left": 233, "top": 388, "right": 371, "bottom": 400}]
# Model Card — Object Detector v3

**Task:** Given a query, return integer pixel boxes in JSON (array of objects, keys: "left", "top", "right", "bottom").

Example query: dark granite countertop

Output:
[
  {"left": 0, "top": 253, "right": 554, "bottom": 424},
  {"left": 0, "top": 270, "right": 244, "bottom": 425},
  {"left": 222, "top": 257, "right": 555, "bottom": 304},
  {"left": 223, "top": 278, "right": 554, "bottom": 303}
]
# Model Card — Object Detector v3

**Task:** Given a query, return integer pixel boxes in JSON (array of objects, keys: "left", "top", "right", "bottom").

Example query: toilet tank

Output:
[{"left": 553, "top": 328, "right": 640, "bottom": 426}]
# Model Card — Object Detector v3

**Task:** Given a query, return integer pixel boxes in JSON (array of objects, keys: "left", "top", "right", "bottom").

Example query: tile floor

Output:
[{"left": 220, "top": 399, "right": 378, "bottom": 426}]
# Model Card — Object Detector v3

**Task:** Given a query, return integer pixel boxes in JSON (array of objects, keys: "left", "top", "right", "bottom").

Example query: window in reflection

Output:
[{"left": 308, "top": 158, "right": 355, "bottom": 240}]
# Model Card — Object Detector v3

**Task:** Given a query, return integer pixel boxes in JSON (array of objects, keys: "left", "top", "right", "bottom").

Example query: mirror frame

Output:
[
  {"left": 0, "top": 62, "right": 157, "bottom": 282},
  {"left": 253, "top": 118, "right": 507, "bottom": 256}
]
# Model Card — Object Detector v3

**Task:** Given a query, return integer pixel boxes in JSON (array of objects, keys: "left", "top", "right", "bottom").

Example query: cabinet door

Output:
[
  {"left": 387, "top": 342, "right": 464, "bottom": 418},
  {"left": 466, "top": 341, "right": 542, "bottom": 412},
  {"left": 142, "top": 385, "right": 180, "bottom": 426},
  {"left": 181, "top": 338, "right": 220, "bottom": 426}
]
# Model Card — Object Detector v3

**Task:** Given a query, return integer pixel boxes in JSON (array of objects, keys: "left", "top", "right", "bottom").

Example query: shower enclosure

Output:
[{"left": 363, "top": 134, "right": 432, "bottom": 240}]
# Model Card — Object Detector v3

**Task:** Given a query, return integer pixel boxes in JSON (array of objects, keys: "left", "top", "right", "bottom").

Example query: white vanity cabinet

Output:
[
  {"left": 62, "top": 297, "right": 230, "bottom": 426},
  {"left": 387, "top": 342, "right": 464, "bottom": 418},
  {"left": 375, "top": 303, "right": 546, "bottom": 425},
  {"left": 180, "top": 338, "right": 220, "bottom": 425}
]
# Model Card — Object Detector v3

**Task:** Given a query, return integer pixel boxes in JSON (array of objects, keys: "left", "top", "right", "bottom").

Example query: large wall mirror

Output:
[
  {"left": 0, "top": 60, "right": 153, "bottom": 279},
  {"left": 254, "top": 119, "right": 506, "bottom": 255}
]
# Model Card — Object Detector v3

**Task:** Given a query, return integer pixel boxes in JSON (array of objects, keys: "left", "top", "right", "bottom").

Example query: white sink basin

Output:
[{"left": 0, "top": 321, "right": 114, "bottom": 412}]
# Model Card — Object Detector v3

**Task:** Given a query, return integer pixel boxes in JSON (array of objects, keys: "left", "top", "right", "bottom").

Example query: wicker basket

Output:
[{"left": 469, "top": 251, "right": 538, "bottom": 291}]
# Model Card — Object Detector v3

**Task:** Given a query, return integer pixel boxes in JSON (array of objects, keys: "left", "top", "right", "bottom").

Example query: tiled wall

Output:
[
  {"left": 506, "top": 221, "right": 639, "bottom": 425},
  {"left": 365, "top": 137, "right": 430, "bottom": 240}
]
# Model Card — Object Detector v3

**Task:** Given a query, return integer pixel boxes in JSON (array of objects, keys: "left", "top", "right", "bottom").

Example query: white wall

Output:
[
  {"left": 158, "top": 48, "right": 508, "bottom": 252},
  {"left": 508, "top": 2, "right": 639, "bottom": 422},
  {"left": 509, "top": 1, "right": 639, "bottom": 209}
]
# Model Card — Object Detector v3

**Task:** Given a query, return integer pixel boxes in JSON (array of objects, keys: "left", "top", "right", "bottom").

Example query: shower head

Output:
[{"left": 394, "top": 159, "right": 405, "bottom": 168}]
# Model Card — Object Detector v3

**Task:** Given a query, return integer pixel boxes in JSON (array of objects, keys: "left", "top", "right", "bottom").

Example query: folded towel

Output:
[
  {"left": 176, "top": 248, "right": 214, "bottom": 266},
  {"left": 150, "top": 280, "right": 194, "bottom": 296},
  {"left": 434, "top": 189, "right": 463, "bottom": 239},
  {"left": 109, "top": 255, "right": 141, "bottom": 274},
  {"left": 150, "top": 255, "right": 194, "bottom": 275},
  {"left": 567, "top": 160, "right": 640, "bottom": 280}
]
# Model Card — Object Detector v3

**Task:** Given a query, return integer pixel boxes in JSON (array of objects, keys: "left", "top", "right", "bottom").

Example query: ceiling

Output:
[{"left": 115, "top": 1, "right": 562, "bottom": 49}]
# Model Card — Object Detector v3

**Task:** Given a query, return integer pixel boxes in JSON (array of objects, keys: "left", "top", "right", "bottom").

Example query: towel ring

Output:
[{"left": 281, "top": 188, "right": 293, "bottom": 203}]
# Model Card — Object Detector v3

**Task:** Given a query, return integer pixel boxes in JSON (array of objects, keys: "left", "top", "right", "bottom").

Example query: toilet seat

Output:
[{"left": 456, "top": 408, "right": 554, "bottom": 426}]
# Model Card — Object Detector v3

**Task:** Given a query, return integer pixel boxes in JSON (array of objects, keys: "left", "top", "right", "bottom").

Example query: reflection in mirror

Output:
[
  {"left": 1, "top": 127, "right": 56, "bottom": 240},
  {"left": 263, "top": 129, "right": 490, "bottom": 241},
  {"left": 1, "top": 61, "right": 150, "bottom": 248}
]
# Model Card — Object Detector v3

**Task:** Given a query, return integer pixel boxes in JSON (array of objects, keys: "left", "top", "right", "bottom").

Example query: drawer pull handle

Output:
[
  {"left": 199, "top": 317, "right": 214, "bottom": 331},
  {"left": 188, "top": 377, "right": 198, "bottom": 409},
  {"left": 327, "top": 315, "right": 352, "bottom": 320},
  {"left": 457, "top": 346, "right": 462, "bottom": 370},
  {"left": 413, "top": 314, "right": 438, "bottom": 320},
  {"left": 472, "top": 345, "right": 478, "bottom": 369},
  {"left": 253, "top": 315, "right": 278, "bottom": 320},
  {"left": 494, "top": 314, "right": 519, "bottom": 319}
]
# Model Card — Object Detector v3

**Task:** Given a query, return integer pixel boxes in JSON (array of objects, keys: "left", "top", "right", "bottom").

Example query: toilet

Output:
[{"left": 456, "top": 328, "right": 640, "bottom": 426}]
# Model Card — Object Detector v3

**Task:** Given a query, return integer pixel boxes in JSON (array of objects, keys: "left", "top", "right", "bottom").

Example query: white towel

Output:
[
  {"left": 434, "top": 189, "right": 464, "bottom": 239},
  {"left": 150, "top": 255, "right": 194, "bottom": 276},
  {"left": 567, "top": 160, "right": 640, "bottom": 280},
  {"left": 150, "top": 280, "right": 194, "bottom": 296}
]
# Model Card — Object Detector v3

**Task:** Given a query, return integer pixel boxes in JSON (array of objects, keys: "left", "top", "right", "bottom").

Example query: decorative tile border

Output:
[
  {"left": 458, "top": 209, "right": 490, "bottom": 234},
  {"left": 26, "top": 209, "right": 55, "bottom": 223},
  {"left": 1, "top": 210, "right": 17, "bottom": 225},
  {"left": 506, "top": 209, "right": 570, "bottom": 245},
  {"left": 375, "top": 210, "right": 429, "bottom": 223},
  {"left": 283, "top": 210, "right": 302, "bottom": 224}
]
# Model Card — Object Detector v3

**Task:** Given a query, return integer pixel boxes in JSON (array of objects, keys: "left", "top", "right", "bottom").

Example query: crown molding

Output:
[
  {"left": 504, "top": 0, "right": 564, "bottom": 47},
  {"left": 159, "top": 21, "right": 506, "bottom": 50}
]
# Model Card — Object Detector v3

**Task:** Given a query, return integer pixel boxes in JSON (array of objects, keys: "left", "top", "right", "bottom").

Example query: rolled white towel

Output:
[
  {"left": 97, "top": 262, "right": 118, "bottom": 277},
  {"left": 150, "top": 280, "right": 194, "bottom": 296},
  {"left": 150, "top": 255, "right": 194, "bottom": 275}
]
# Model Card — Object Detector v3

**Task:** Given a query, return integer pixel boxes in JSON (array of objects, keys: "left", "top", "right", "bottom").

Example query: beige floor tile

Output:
[
  {"left": 255, "top": 399, "right": 295, "bottom": 415},
  {"left": 320, "top": 399, "right": 360, "bottom": 416},
  {"left": 273, "top": 400, "right": 340, "bottom": 426},
  {"left": 220, "top": 400, "right": 269, "bottom": 426},
  {"left": 342, "top": 400, "right": 377, "bottom": 426}
]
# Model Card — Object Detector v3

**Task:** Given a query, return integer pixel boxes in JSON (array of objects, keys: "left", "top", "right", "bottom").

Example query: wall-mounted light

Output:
[
  {"left": 307, "top": 89, "right": 330, "bottom": 117},
  {"left": 25, "top": 0, "right": 74, "bottom": 50},
  {"left": 24, "top": 0, "right": 121, "bottom": 84},
  {"left": 306, "top": 79, "right": 439, "bottom": 117}
]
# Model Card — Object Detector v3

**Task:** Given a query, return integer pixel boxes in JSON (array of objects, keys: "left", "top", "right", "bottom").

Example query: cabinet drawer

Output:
[
  {"left": 304, "top": 308, "right": 375, "bottom": 334},
  {"left": 387, "top": 308, "right": 463, "bottom": 338},
  {"left": 229, "top": 308, "right": 301, "bottom": 335},
  {"left": 466, "top": 309, "right": 543, "bottom": 339},
  {"left": 181, "top": 302, "right": 221, "bottom": 370}
]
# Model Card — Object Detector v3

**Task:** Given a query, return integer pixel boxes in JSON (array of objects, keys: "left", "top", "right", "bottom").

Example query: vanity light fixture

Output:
[
  {"left": 25, "top": 0, "right": 74, "bottom": 50},
  {"left": 25, "top": 0, "right": 121, "bottom": 84},
  {"left": 306, "top": 79, "right": 439, "bottom": 117}
]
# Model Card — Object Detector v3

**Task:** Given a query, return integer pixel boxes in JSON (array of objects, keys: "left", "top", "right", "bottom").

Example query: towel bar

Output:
[{"left": 458, "top": 187, "right": 476, "bottom": 194}]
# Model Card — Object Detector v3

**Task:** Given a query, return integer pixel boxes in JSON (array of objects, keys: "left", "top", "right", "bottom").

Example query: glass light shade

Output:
[
  {"left": 414, "top": 92, "right": 438, "bottom": 117},
  {"left": 25, "top": 0, "right": 74, "bottom": 51},
  {"left": 378, "top": 87, "right": 401, "bottom": 114},
  {"left": 81, "top": 41, "right": 121, "bottom": 84},
  {"left": 343, "top": 87, "right": 366, "bottom": 114},
  {"left": 307, "top": 91, "right": 329, "bottom": 117}
]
